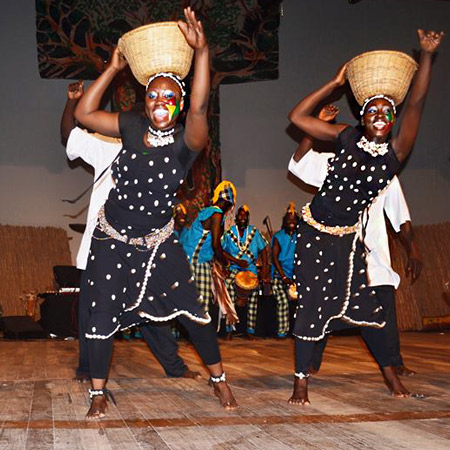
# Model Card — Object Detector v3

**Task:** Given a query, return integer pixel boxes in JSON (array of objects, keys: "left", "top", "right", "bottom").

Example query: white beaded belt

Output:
[
  {"left": 302, "top": 203, "right": 359, "bottom": 236},
  {"left": 97, "top": 205, "right": 174, "bottom": 249}
]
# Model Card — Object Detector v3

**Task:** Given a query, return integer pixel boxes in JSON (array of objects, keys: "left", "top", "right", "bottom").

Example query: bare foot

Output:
[
  {"left": 308, "top": 365, "right": 319, "bottom": 376},
  {"left": 86, "top": 395, "right": 108, "bottom": 419},
  {"left": 183, "top": 369, "right": 202, "bottom": 380},
  {"left": 394, "top": 365, "right": 417, "bottom": 376},
  {"left": 288, "top": 377, "right": 310, "bottom": 405},
  {"left": 212, "top": 381, "right": 238, "bottom": 410},
  {"left": 225, "top": 332, "right": 233, "bottom": 341},
  {"left": 383, "top": 366, "right": 410, "bottom": 397}
]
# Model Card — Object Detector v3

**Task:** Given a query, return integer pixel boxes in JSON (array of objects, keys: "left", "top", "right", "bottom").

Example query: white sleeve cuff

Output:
[{"left": 288, "top": 150, "right": 333, "bottom": 189}]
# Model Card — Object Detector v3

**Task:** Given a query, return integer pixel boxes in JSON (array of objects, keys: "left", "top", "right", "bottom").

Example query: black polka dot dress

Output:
[
  {"left": 84, "top": 110, "right": 210, "bottom": 340},
  {"left": 293, "top": 126, "right": 401, "bottom": 341}
]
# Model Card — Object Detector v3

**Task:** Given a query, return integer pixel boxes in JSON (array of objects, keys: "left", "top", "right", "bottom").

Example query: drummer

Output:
[
  {"left": 222, "top": 205, "right": 270, "bottom": 338},
  {"left": 180, "top": 181, "right": 245, "bottom": 323},
  {"left": 271, "top": 203, "right": 300, "bottom": 339}
]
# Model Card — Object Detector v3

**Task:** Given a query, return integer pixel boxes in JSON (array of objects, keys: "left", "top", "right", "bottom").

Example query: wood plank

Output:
[{"left": 0, "top": 333, "right": 449, "bottom": 449}]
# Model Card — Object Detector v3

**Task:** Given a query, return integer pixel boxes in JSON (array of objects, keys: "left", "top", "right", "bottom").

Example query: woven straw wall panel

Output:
[
  {"left": 0, "top": 225, "right": 72, "bottom": 316},
  {"left": 390, "top": 222, "right": 450, "bottom": 330}
]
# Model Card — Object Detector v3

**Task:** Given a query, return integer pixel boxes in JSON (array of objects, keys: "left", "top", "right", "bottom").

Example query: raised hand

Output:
[
  {"left": 418, "top": 29, "right": 444, "bottom": 54},
  {"left": 67, "top": 80, "right": 84, "bottom": 100},
  {"left": 318, "top": 104, "right": 339, "bottom": 122},
  {"left": 178, "top": 7, "right": 207, "bottom": 51},
  {"left": 333, "top": 62, "right": 348, "bottom": 87},
  {"left": 109, "top": 47, "right": 128, "bottom": 71}
]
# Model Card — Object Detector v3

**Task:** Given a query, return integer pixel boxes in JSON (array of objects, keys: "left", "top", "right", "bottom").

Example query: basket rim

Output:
[
  {"left": 119, "top": 21, "right": 181, "bottom": 44},
  {"left": 347, "top": 50, "right": 418, "bottom": 69}
]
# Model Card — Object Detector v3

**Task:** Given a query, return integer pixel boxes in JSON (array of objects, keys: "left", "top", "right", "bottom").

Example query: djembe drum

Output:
[{"left": 234, "top": 271, "right": 259, "bottom": 307}]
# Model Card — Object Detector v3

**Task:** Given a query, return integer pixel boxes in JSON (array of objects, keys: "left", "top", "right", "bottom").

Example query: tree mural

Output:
[{"left": 36, "top": 0, "right": 281, "bottom": 220}]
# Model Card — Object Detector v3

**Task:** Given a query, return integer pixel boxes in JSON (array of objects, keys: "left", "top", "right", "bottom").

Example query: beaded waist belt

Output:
[
  {"left": 96, "top": 206, "right": 174, "bottom": 249},
  {"left": 301, "top": 203, "right": 359, "bottom": 236}
]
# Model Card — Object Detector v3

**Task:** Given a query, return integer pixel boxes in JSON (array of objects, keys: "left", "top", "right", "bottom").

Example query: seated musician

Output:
[
  {"left": 271, "top": 203, "right": 300, "bottom": 339},
  {"left": 222, "top": 205, "right": 270, "bottom": 338}
]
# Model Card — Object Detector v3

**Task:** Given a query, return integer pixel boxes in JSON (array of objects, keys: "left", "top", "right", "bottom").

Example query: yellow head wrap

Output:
[{"left": 211, "top": 180, "right": 236, "bottom": 206}]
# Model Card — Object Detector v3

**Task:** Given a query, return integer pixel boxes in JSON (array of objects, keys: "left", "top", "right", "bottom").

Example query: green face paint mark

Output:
[
  {"left": 167, "top": 100, "right": 181, "bottom": 122},
  {"left": 173, "top": 100, "right": 180, "bottom": 118},
  {"left": 386, "top": 110, "right": 394, "bottom": 123}
]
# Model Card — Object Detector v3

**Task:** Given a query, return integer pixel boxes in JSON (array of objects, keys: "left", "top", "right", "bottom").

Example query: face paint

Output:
[
  {"left": 162, "top": 90, "right": 180, "bottom": 122},
  {"left": 386, "top": 109, "right": 394, "bottom": 123},
  {"left": 166, "top": 100, "right": 180, "bottom": 122}
]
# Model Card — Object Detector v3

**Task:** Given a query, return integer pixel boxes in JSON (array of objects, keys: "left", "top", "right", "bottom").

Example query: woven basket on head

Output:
[
  {"left": 346, "top": 50, "right": 418, "bottom": 106},
  {"left": 118, "top": 22, "right": 194, "bottom": 86}
]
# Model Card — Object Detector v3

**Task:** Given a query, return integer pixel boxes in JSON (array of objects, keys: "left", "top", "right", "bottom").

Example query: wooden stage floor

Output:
[{"left": 0, "top": 332, "right": 449, "bottom": 449}]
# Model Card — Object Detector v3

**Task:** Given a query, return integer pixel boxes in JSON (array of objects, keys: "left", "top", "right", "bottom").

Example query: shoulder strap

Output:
[
  {"left": 229, "top": 227, "right": 257, "bottom": 263},
  {"left": 191, "top": 230, "right": 209, "bottom": 265}
]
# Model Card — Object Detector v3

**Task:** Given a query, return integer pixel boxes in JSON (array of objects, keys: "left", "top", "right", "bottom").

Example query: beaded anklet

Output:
[
  {"left": 294, "top": 372, "right": 310, "bottom": 380},
  {"left": 209, "top": 372, "right": 226, "bottom": 384},
  {"left": 88, "top": 388, "right": 117, "bottom": 405}
]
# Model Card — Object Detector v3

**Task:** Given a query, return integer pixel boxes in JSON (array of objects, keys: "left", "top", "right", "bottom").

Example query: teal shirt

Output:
[
  {"left": 271, "top": 229, "right": 297, "bottom": 279},
  {"left": 222, "top": 225, "right": 267, "bottom": 275},
  {"left": 180, "top": 206, "right": 223, "bottom": 263}
]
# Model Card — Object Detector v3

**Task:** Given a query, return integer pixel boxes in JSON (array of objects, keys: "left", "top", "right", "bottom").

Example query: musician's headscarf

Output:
[
  {"left": 212, "top": 180, "right": 237, "bottom": 230},
  {"left": 237, "top": 204, "right": 250, "bottom": 216},
  {"left": 212, "top": 181, "right": 236, "bottom": 207}
]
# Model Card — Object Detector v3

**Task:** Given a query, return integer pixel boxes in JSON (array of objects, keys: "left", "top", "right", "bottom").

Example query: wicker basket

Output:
[
  {"left": 346, "top": 50, "right": 418, "bottom": 106},
  {"left": 118, "top": 22, "right": 194, "bottom": 86}
]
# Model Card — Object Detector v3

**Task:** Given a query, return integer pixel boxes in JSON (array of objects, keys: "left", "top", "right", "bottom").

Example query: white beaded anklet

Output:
[
  {"left": 294, "top": 372, "right": 310, "bottom": 380},
  {"left": 210, "top": 372, "right": 226, "bottom": 383}
]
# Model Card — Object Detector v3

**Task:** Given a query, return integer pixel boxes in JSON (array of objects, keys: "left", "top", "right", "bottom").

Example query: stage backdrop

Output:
[{"left": 35, "top": 0, "right": 281, "bottom": 219}]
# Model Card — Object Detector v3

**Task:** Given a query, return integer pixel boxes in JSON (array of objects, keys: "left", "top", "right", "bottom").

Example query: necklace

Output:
[
  {"left": 356, "top": 135, "right": 389, "bottom": 157},
  {"left": 237, "top": 227, "right": 249, "bottom": 251},
  {"left": 147, "top": 124, "right": 175, "bottom": 148}
]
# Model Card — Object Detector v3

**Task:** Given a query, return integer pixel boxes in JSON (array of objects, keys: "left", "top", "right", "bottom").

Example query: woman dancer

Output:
[
  {"left": 287, "top": 30, "right": 443, "bottom": 405},
  {"left": 75, "top": 8, "right": 237, "bottom": 418}
]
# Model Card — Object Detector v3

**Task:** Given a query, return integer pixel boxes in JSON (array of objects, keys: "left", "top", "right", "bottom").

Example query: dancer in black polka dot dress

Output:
[
  {"left": 75, "top": 8, "right": 238, "bottom": 419},
  {"left": 287, "top": 30, "right": 443, "bottom": 405}
]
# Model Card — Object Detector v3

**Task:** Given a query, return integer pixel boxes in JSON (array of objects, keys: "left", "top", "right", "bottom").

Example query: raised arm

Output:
[
  {"left": 60, "top": 81, "right": 84, "bottom": 145},
  {"left": 292, "top": 104, "right": 340, "bottom": 162},
  {"left": 288, "top": 65, "right": 349, "bottom": 141},
  {"left": 391, "top": 30, "right": 444, "bottom": 162},
  {"left": 74, "top": 48, "right": 128, "bottom": 137},
  {"left": 178, "top": 7, "right": 210, "bottom": 151}
]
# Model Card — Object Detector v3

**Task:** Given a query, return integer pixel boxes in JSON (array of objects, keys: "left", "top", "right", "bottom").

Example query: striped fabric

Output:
[{"left": 272, "top": 278, "right": 290, "bottom": 336}]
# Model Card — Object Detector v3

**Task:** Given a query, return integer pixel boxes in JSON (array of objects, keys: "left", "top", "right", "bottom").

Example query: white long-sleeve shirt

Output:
[
  {"left": 289, "top": 150, "right": 411, "bottom": 288},
  {"left": 66, "top": 127, "right": 122, "bottom": 269}
]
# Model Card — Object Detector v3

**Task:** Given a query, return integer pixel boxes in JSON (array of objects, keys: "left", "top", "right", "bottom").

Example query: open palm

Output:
[
  {"left": 178, "top": 7, "right": 207, "bottom": 51},
  {"left": 418, "top": 29, "right": 444, "bottom": 54}
]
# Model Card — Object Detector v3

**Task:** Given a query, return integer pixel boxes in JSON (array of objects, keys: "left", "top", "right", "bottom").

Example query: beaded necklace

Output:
[{"left": 356, "top": 135, "right": 389, "bottom": 157}]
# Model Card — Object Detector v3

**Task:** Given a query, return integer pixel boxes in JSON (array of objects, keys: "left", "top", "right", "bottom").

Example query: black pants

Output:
[
  {"left": 76, "top": 270, "right": 90, "bottom": 376},
  {"left": 88, "top": 316, "right": 221, "bottom": 379},
  {"left": 78, "top": 272, "right": 190, "bottom": 379},
  {"left": 139, "top": 323, "right": 187, "bottom": 377},
  {"left": 305, "top": 285, "right": 403, "bottom": 373}
]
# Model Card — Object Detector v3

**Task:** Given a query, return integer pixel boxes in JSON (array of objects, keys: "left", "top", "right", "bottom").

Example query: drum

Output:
[{"left": 234, "top": 271, "right": 259, "bottom": 306}]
